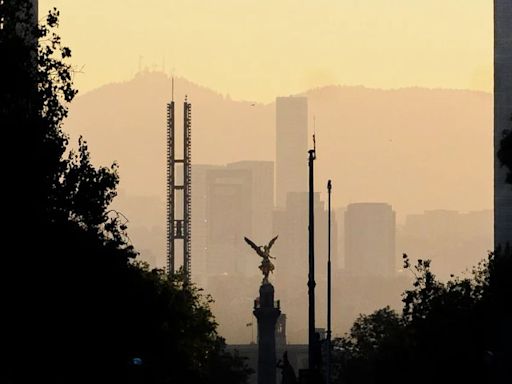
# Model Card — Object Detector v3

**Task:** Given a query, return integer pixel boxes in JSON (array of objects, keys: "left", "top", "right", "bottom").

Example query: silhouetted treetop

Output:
[
  {"left": 333, "top": 252, "right": 511, "bottom": 384},
  {"left": 1, "top": 4, "right": 251, "bottom": 383}
]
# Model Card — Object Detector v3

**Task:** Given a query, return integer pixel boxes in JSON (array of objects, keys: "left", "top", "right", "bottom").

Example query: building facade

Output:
[
  {"left": 227, "top": 161, "right": 274, "bottom": 246},
  {"left": 275, "top": 96, "right": 308, "bottom": 208},
  {"left": 345, "top": 203, "right": 396, "bottom": 277},
  {"left": 206, "top": 167, "right": 253, "bottom": 276}
]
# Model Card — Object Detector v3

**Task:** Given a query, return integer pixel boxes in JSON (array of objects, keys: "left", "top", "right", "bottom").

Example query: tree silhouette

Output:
[
  {"left": 333, "top": 252, "right": 511, "bottom": 384},
  {"left": 1, "top": 4, "right": 251, "bottom": 383}
]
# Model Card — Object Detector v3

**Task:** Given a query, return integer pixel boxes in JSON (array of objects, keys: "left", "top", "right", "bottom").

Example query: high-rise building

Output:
[
  {"left": 399, "top": 209, "right": 493, "bottom": 278},
  {"left": 227, "top": 161, "right": 274, "bottom": 246},
  {"left": 335, "top": 207, "right": 346, "bottom": 269},
  {"left": 345, "top": 203, "right": 396, "bottom": 277},
  {"left": 276, "top": 97, "right": 308, "bottom": 208},
  {"left": 205, "top": 168, "right": 253, "bottom": 276},
  {"left": 190, "top": 161, "right": 275, "bottom": 286},
  {"left": 273, "top": 192, "right": 328, "bottom": 284},
  {"left": 494, "top": 0, "right": 512, "bottom": 247},
  {"left": 202, "top": 162, "right": 275, "bottom": 344},
  {"left": 188, "top": 164, "right": 223, "bottom": 285}
]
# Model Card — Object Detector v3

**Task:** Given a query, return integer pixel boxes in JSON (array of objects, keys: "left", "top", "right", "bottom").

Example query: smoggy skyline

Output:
[
  {"left": 32, "top": 0, "right": 497, "bottom": 346},
  {"left": 39, "top": 0, "right": 492, "bottom": 101},
  {"left": 65, "top": 72, "right": 492, "bottom": 221}
]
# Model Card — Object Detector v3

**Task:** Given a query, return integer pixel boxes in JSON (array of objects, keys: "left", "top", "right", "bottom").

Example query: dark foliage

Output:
[
  {"left": 1, "top": 4, "right": 250, "bottom": 383},
  {"left": 333, "top": 251, "right": 512, "bottom": 384}
]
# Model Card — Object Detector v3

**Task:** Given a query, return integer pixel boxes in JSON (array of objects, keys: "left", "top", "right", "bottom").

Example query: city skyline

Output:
[
  {"left": 10, "top": 0, "right": 501, "bottom": 347},
  {"left": 3, "top": 2, "right": 509, "bottom": 383},
  {"left": 72, "top": 72, "right": 492, "bottom": 220}
]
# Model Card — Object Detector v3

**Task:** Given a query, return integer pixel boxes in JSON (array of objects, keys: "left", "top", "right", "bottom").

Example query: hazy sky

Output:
[{"left": 39, "top": 0, "right": 492, "bottom": 101}]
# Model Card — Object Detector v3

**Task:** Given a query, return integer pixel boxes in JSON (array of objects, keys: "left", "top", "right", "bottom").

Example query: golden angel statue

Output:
[{"left": 244, "top": 235, "right": 279, "bottom": 284}]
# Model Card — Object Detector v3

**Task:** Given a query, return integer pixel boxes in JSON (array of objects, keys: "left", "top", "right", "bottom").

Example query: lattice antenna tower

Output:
[{"left": 166, "top": 80, "right": 192, "bottom": 282}]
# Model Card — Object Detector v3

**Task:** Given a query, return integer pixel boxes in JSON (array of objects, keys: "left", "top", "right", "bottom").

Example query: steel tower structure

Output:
[{"left": 166, "top": 95, "right": 192, "bottom": 282}]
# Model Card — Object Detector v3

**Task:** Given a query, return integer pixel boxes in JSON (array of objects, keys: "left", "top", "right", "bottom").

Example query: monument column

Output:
[{"left": 253, "top": 283, "right": 281, "bottom": 384}]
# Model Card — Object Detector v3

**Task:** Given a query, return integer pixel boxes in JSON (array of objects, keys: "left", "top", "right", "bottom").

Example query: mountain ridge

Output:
[
  {"left": 77, "top": 71, "right": 492, "bottom": 104},
  {"left": 64, "top": 70, "right": 492, "bottom": 224}
]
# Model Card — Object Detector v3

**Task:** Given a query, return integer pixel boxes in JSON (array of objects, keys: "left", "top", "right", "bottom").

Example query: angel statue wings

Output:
[{"left": 244, "top": 235, "right": 279, "bottom": 284}]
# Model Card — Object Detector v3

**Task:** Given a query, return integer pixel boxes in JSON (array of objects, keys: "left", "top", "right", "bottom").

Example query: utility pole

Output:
[
  {"left": 326, "top": 180, "right": 332, "bottom": 384},
  {"left": 308, "top": 139, "right": 317, "bottom": 369}
]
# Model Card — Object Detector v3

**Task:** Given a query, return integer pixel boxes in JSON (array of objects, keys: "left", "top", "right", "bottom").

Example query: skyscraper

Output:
[
  {"left": 227, "top": 161, "right": 274, "bottom": 245},
  {"left": 276, "top": 96, "right": 308, "bottom": 208},
  {"left": 400, "top": 209, "right": 493, "bottom": 278},
  {"left": 189, "top": 164, "right": 223, "bottom": 286},
  {"left": 227, "top": 161, "right": 275, "bottom": 277},
  {"left": 201, "top": 162, "right": 274, "bottom": 344},
  {"left": 494, "top": 0, "right": 512, "bottom": 247},
  {"left": 205, "top": 167, "right": 252, "bottom": 276},
  {"left": 273, "top": 192, "right": 334, "bottom": 286},
  {"left": 345, "top": 203, "right": 396, "bottom": 278}
]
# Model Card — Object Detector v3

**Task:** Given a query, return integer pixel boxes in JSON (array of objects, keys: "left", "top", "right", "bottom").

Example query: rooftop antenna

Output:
[
  {"left": 171, "top": 77, "right": 174, "bottom": 102},
  {"left": 326, "top": 180, "right": 332, "bottom": 384},
  {"left": 308, "top": 135, "right": 317, "bottom": 370},
  {"left": 313, "top": 115, "right": 317, "bottom": 153}
]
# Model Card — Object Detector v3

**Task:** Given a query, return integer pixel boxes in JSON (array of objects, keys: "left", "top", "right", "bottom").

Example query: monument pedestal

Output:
[{"left": 253, "top": 283, "right": 281, "bottom": 384}]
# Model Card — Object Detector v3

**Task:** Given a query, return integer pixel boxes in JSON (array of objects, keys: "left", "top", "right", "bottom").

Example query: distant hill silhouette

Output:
[{"left": 65, "top": 71, "right": 492, "bottom": 222}]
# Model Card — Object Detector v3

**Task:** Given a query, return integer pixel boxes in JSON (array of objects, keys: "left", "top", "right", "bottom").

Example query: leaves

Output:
[
  {"left": 1, "top": 4, "right": 251, "bottom": 383},
  {"left": 333, "top": 251, "right": 509, "bottom": 384}
]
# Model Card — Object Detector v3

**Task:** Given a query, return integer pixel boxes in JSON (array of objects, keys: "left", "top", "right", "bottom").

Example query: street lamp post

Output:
[
  {"left": 308, "top": 146, "right": 316, "bottom": 369},
  {"left": 326, "top": 180, "right": 332, "bottom": 384}
]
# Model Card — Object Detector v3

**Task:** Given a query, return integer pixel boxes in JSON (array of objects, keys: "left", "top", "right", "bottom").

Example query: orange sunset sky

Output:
[{"left": 39, "top": 0, "right": 492, "bottom": 101}]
